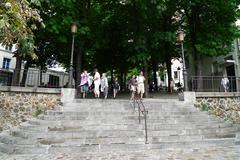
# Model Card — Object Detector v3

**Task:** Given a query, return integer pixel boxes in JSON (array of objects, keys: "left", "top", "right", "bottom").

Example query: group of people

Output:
[
  {"left": 79, "top": 69, "right": 146, "bottom": 99},
  {"left": 128, "top": 71, "right": 145, "bottom": 100},
  {"left": 79, "top": 69, "right": 120, "bottom": 99}
]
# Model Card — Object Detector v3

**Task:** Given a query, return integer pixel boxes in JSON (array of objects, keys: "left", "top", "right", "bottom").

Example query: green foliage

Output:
[
  {"left": 126, "top": 68, "right": 140, "bottom": 80},
  {"left": 0, "top": 0, "right": 42, "bottom": 45},
  {"left": 18, "top": 35, "right": 37, "bottom": 59},
  {"left": 33, "top": 105, "right": 46, "bottom": 117},
  {"left": 180, "top": 0, "right": 239, "bottom": 57},
  {"left": 201, "top": 103, "right": 209, "bottom": 111},
  {"left": 16, "top": 0, "right": 240, "bottom": 80}
]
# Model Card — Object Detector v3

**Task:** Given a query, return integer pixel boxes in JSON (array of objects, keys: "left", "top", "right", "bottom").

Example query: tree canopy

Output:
[{"left": 0, "top": 0, "right": 239, "bottom": 91}]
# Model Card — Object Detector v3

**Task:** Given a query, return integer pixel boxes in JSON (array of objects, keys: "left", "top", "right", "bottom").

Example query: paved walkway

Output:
[{"left": 1, "top": 145, "right": 240, "bottom": 160}]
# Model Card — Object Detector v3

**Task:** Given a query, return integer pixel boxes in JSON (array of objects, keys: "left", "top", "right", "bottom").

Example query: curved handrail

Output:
[{"left": 130, "top": 93, "right": 148, "bottom": 144}]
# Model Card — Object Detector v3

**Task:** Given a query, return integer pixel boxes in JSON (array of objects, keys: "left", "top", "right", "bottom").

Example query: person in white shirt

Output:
[
  {"left": 221, "top": 76, "right": 229, "bottom": 92},
  {"left": 170, "top": 78, "right": 175, "bottom": 93},
  {"left": 93, "top": 68, "right": 101, "bottom": 98},
  {"left": 101, "top": 73, "right": 109, "bottom": 99},
  {"left": 137, "top": 71, "right": 145, "bottom": 99}
]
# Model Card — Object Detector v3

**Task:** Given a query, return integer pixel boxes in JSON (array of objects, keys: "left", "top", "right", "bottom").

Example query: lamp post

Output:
[
  {"left": 68, "top": 23, "right": 77, "bottom": 88},
  {"left": 177, "top": 66, "right": 181, "bottom": 86},
  {"left": 177, "top": 29, "right": 188, "bottom": 91}
]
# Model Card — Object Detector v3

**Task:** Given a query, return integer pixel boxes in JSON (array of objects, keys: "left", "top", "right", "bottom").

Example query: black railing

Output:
[
  {"left": 130, "top": 94, "right": 148, "bottom": 144},
  {"left": 191, "top": 76, "right": 240, "bottom": 92},
  {"left": 0, "top": 68, "right": 69, "bottom": 88}
]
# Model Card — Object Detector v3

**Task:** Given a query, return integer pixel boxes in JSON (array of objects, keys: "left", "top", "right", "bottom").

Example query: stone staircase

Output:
[{"left": 0, "top": 99, "right": 240, "bottom": 159}]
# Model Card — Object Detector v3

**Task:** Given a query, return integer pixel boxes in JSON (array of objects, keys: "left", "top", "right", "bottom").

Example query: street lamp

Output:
[
  {"left": 68, "top": 23, "right": 77, "bottom": 88},
  {"left": 177, "top": 29, "right": 188, "bottom": 91}
]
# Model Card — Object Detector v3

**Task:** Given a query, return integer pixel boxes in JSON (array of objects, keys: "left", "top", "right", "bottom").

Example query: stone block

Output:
[
  {"left": 61, "top": 88, "right": 76, "bottom": 105},
  {"left": 183, "top": 91, "right": 196, "bottom": 104}
]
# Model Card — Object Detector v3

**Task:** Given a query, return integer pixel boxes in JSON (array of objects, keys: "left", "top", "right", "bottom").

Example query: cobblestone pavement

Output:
[{"left": 1, "top": 145, "right": 240, "bottom": 160}]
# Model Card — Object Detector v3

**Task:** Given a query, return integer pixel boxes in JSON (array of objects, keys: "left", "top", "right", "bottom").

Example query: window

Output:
[
  {"left": 174, "top": 71, "right": 178, "bottom": 79},
  {"left": 2, "top": 58, "right": 11, "bottom": 69},
  {"left": 5, "top": 45, "right": 12, "bottom": 51},
  {"left": 48, "top": 75, "right": 59, "bottom": 87}
]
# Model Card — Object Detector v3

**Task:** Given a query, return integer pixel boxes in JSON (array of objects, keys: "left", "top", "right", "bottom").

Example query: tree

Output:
[
  {"left": 178, "top": 0, "right": 239, "bottom": 88},
  {"left": 0, "top": 0, "right": 42, "bottom": 85}
]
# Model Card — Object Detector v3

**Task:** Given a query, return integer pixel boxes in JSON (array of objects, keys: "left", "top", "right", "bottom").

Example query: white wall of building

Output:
[
  {"left": 164, "top": 59, "right": 184, "bottom": 90},
  {"left": 0, "top": 44, "right": 69, "bottom": 88},
  {"left": 0, "top": 44, "right": 17, "bottom": 69}
]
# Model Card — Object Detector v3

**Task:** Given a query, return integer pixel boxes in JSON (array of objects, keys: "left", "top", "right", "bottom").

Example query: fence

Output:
[
  {"left": 0, "top": 68, "right": 69, "bottom": 88},
  {"left": 191, "top": 76, "right": 240, "bottom": 92}
]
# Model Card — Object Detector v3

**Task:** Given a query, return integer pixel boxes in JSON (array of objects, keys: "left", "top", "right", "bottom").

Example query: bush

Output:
[
  {"left": 201, "top": 103, "right": 209, "bottom": 111},
  {"left": 33, "top": 105, "right": 46, "bottom": 117}
]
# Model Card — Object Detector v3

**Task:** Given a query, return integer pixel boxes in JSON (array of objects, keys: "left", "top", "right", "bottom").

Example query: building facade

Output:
[
  {"left": 0, "top": 45, "right": 16, "bottom": 70},
  {"left": 164, "top": 59, "right": 184, "bottom": 90},
  {"left": 0, "top": 44, "right": 68, "bottom": 88},
  {"left": 187, "top": 39, "right": 240, "bottom": 92}
]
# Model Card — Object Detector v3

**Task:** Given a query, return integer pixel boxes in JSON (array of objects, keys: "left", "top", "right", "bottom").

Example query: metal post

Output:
[
  {"left": 68, "top": 34, "right": 75, "bottom": 88},
  {"left": 181, "top": 41, "right": 188, "bottom": 91},
  {"left": 144, "top": 111, "right": 148, "bottom": 144},
  {"left": 138, "top": 104, "right": 141, "bottom": 124}
]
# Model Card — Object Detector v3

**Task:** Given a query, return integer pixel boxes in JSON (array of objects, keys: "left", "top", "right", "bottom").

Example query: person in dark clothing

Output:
[{"left": 112, "top": 77, "right": 120, "bottom": 99}]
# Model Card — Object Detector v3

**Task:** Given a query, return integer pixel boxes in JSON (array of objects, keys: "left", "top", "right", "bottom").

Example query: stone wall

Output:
[
  {"left": 194, "top": 92, "right": 240, "bottom": 123},
  {"left": 0, "top": 87, "right": 61, "bottom": 131}
]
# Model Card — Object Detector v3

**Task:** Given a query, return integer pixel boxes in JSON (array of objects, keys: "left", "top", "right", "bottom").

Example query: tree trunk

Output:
[
  {"left": 120, "top": 70, "right": 123, "bottom": 91},
  {"left": 197, "top": 54, "right": 203, "bottom": 91},
  {"left": 39, "top": 65, "right": 44, "bottom": 87},
  {"left": 74, "top": 45, "right": 82, "bottom": 98},
  {"left": 144, "top": 59, "right": 149, "bottom": 98},
  {"left": 12, "top": 55, "right": 22, "bottom": 86},
  {"left": 166, "top": 57, "right": 172, "bottom": 93},
  {"left": 20, "top": 61, "right": 30, "bottom": 86},
  {"left": 152, "top": 61, "right": 158, "bottom": 91},
  {"left": 123, "top": 71, "right": 127, "bottom": 92},
  {"left": 75, "top": 45, "right": 82, "bottom": 88}
]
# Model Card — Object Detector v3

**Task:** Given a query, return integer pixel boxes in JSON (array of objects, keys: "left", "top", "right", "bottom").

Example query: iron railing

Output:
[
  {"left": 0, "top": 68, "right": 69, "bottom": 88},
  {"left": 130, "top": 93, "right": 148, "bottom": 144},
  {"left": 191, "top": 76, "right": 240, "bottom": 92}
]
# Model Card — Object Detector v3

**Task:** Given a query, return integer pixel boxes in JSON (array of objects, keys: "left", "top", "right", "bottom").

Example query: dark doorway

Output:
[
  {"left": 226, "top": 65, "right": 236, "bottom": 92},
  {"left": 48, "top": 75, "right": 59, "bottom": 87}
]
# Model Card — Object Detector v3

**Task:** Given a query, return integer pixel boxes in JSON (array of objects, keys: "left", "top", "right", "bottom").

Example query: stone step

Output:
[
  {"left": 149, "top": 128, "right": 239, "bottom": 137},
  {"left": 23, "top": 118, "right": 238, "bottom": 132},
  {"left": 62, "top": 102, "right": 195, "bottom": 108},
  {"left": 150, "top": 138, "right": 236, "bottom": 149},
  {"left": 59, "top": 109, "right": 203, "bottom": 115},
  {"left": 73, "top": 99, "right": 186, "bottom": 105},
  {"left": 28, "top": 116, "right": 233, "bottom": 129},
  {"left": 8, "top": 129, "right": 144, "bottom": 139},
  {"left": 146, "top": 124, "right": 239, "bottom": 130},
  {"left": 0, "top": 142, "right": 14, "bottom": 154},
  {"left": 18, "top": 118, "right": 238, "bottom": 131},
  {"left": 2, "top": 144, "right": 239, "bottom": 160},
  {"left": 151, "top": 134, "right": 236, "bottom": 143},
  {"left": 45, "top": 110, "right": 214, "bottom": 119},
  {"left": 13, "top": 126, "right": 239, "bottom": 141},
  {"left": 38, "top": 115, "right": 221, "bottom": 124},
  {"left": 1, "top": 99, "right": 240, "bottom": 156},
  {"left": 2, "top": 126, "right": 237, "bottom": 147},
  {"left": 61, "top": 102, "right": 195, "bottom": 108},
  {"left": 10, "top": 143, "right": 146, "bottom": 154},
  {"left": 8, "top": 126, "right": 237, "bottom": 140},
  {"left": 10, "top": 137, "right": 236, "bottom": 155}
]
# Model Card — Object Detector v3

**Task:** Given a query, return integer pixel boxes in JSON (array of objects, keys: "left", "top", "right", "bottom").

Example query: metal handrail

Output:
[
  {"left": 131, "top": 93, "right": 148, "bottom": 144},
  {"left": 191, "top": 76, "right": 240, "bottom": 92}
]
